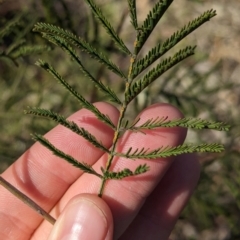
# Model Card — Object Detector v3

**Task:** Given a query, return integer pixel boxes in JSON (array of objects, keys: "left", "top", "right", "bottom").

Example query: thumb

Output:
[{"left": 48, "top": 193, "right": 113, "bottom": 240}]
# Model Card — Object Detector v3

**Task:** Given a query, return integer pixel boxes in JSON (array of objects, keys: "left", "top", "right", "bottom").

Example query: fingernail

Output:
[{"left": 48, "top": 198, "right": 108, "bottom": 240}]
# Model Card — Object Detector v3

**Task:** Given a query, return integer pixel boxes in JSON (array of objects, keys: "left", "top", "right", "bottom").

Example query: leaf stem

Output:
[
  {"left": 98, "top": 178, "right": 106, "bottom": 197},
  {"left": 98, "top": 32, "right": 138, "bottom": 197},
  {"left": 0, "top": 176, "right": 56, "bottom": 225},
  {"left": 98, "top": 104, "right": 127, "bottom": 197}
]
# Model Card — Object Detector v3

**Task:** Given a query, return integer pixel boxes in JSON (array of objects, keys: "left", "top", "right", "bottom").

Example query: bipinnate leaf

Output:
[
  {"left": 127, "top": 0, "right": 138, "bottom": 29},
  {"left": 133, "top": 9, "right": 217, "bottom": 78},
  {"left": 25, "top": 107, "right": 110, "bottom": 153},
  {"left": 118, "top": 143, "right": 225, "bottom": 159},
  {"left": 126, "top": 46, "right": 196, "bottom": 103},
  {"left": 135, "top": 0, "right": 174, "bottom": 54},
  {"left": 33, "top": 23, "right": 126, "bottom": 79},
  {"left": 84, "top": 0, "right": 131, "bottom": 55},
  {"left": 42, "top": 34, "right": 121, "bottom": 104},
  {"left": 130, "top": 116, "right": 230, "bottom": 132},
  {"left": 36, "top": 60, "right": 116, "bottom": 129},
  {"left": 32, "top": 134, "right": 102, "bottom": 178},
  {"left": 25, "top": 1, "right": 228, "bottom": 200},
  {"left": 102, "top": 164, "right": 149, "bottom": 179}
]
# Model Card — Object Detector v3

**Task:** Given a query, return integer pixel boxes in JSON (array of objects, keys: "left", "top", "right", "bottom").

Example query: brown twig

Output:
[{"left": 0, "top": 175, "right": 56, "bottom": 225}]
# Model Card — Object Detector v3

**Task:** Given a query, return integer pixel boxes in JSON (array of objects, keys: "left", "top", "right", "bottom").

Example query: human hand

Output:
[{"left": 0, "top": 102, "right": 200, "bottom": 240}]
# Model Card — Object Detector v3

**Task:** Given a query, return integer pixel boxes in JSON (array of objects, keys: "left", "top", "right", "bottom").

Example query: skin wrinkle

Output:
[
  {"left": 25, "top": 150, "right": 73, "bottom": 200},
  {"left": 11, "top": 149, "right": 67, "bottom": 205},
  {"left": 1, "top": 208, "right": 32, "bottom": 239},
  {"left": 1, "top": 212, "right": 19, "bottom": 237}
]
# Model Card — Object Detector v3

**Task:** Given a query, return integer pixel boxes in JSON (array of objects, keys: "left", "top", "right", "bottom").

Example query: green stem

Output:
[
  {"left": 98, "top": 102, "right": 127, "bottom": 197},
  {"left": 98, "top": 41, "right": 137, "bottom": 197},
  {"left": 98, "top": 62, "right": 137, "bottom": 196},
  {"left": 98, "top": 178, "right": 106, "bottom": 197}
]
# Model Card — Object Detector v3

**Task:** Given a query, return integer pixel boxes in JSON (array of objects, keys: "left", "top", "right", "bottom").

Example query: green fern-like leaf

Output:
[
  {"left": 103, "top": 168, "right": 133, "bottom": 179},
  {"left": 130, "top": 117, "right": 230, "bottom": 132},
  {"left": 42, "top": 34, "right": 122, "bottom": 104},
  {"left": 102, "top": 164, "right": 149, "bottom": 179},
  {"left": 33, "top": 23, "right": 127, "bottom": 79},
  {"left": 84, "top": 0, "right": 131, "bottom": 55},
  {"left": 127, "top": 0, "right": 138, "bottom": 29},
  {"left": 118, "top": 143, "right": 225, "bottom": 160},
  {"left": 135, "top": 0, "right": 174, "bottom": 54},
  {"left": 32, "top": 134, "right": 103, "bottom": 178},
  {"left": 134, "top": 164, "right": 150, "bottom": 174},
  {"left": 126, "top": 45, "right": 196, "bottom": 103},
  {"left": 36, "top": 60, "right": 116, "bottom": 129},
  {"left": 25, "top": 107, "right": 110, "bottom": 153},
  {"left": 133, "top": 9, "right": 217, "bottom": 78},
  {"left": 24, "top": 2, "right": 228, "bottom": 199}
]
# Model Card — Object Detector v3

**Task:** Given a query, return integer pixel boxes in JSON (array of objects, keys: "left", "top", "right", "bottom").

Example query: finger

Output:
[
  {"left": 48, "top": 194, "right": 113, "bottom": 240},
  {"left": 119, "top": 153, "right": 200, "bottom": 240},
  {"left": 36, "top": 103, "right": 187, "bottom": 239},
  {"left": 0, "top": 102, "right": 119, "bottom": 240}
]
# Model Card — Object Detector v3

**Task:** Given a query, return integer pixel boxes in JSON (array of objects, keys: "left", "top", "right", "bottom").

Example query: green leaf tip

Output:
[
  {"left": 128, "top": 0, "right": 138, "bottom": 29},
  {"left": 84, "top": 0, "right": 131, "bottom": 55},
  {"left": 135, "top": 0, "right": 174, "bottom": 54}
]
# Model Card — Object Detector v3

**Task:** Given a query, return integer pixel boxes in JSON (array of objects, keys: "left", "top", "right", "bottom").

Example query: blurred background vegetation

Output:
[{"left": 0, "top": 0, "right": 239, "bottom": 239}]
